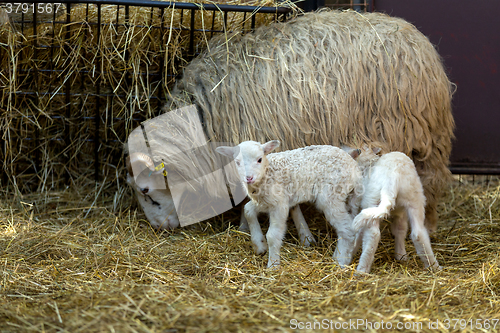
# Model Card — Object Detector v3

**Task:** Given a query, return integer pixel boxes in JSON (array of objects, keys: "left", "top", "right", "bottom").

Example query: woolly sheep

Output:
[
  {"left": 128, "top": 9, "right": 454, "bottom": 232},
  {"left": 346, "top": 146, "right": 441, "bottom": 273},
  {"left": 216, "top": 141, "right": 363, "bottom": 268},
  {"left": 126, "top": 152, "right": 180, "bottom": 230}
]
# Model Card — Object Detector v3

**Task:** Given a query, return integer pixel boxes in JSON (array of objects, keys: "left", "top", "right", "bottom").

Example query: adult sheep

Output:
[{"left": 127, "top": 9, "right": 455, "bottom": 233}]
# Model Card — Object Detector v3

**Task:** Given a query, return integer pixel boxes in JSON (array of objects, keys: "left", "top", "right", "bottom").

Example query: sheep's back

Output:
[{"left": 263, "top": 146, "right": 361, "bottom": 206}]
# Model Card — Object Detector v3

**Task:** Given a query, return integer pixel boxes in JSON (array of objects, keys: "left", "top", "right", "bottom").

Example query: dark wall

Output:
[{"left": 374, "top": 0, "right": 500, "bottom": 174}]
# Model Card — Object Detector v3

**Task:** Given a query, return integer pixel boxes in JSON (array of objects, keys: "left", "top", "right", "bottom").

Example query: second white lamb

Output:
[
  {"left": 216, "top": 140, "right": 363, "bottom": 269},
  {"left": 346, "top": 146, "right": 442, "bottom": 273}
]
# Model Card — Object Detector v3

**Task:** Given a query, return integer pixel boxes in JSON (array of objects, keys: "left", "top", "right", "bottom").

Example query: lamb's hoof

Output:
[
  {"left": 238, "top": 222, "right": 250, "bottom": 232},
  {"left": 302, "top": 236, "right": 317, "bottom": 247},
  {"left": 253, "top": 239, "right": 268, "bottom": 255},
  {"left": 395, "top": 254, "right": 409, "bottom": 262},
  {"left": 267, "top": 262, "right": 281, "bottom": 270},
  {"left": 355, "top": 265, "right": 370, "bottom": 274},
  {"left": 427, "top": 263, "right": 442, "bottom": 272}
]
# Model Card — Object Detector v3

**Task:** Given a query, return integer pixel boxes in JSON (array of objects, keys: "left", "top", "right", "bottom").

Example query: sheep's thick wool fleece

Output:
[{"left": 247, "top": 146, "right": 363, "bottom": 212}]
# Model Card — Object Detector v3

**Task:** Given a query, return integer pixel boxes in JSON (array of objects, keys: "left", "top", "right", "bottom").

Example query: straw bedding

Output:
[{"left": 1, "top": 176, "right": 499, "bottom": 332}]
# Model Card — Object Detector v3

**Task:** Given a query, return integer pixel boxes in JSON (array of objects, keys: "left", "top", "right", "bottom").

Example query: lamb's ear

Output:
[
  {"left": 372, "top": 147, "right": 382, "bottom": 155},
  {"left": 216, "top": 146, "right": 237, "bottom": 157},
  {"left": 341, "top": 145, "right": 360, "bottom": 159},
  {"left": 262, "top": 140, "right": 280, "bottom": 154},
  {"left": 350, "top": 149, "right": 361, "bottom": 159}
]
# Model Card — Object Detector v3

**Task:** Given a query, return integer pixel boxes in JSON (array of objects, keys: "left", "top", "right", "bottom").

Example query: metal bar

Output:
[
  {"left": 210, "top": 9, "right": 215, "bottom": 38},
  {"left": 94, "top": 3, "right": 102, "bottom": 182},
  {"left": 158, "top": 7, "right": 165, "bottom": 112},
  {"left": 449, "top": 166, "right": 500, "bottom": 175},
  {"left": 0, "top": 0, "right": 293, "bottom": 14},
  {"left": 64, "top": 3, "right": 72, "bottom": 182},
  {"left": 223, "top": 11, "right": 228, "bottom": 31},
  {"left": 189, "top": 9, "right": 195, "bottom": 59},
  {"left": 241, "top": 12, "right": 246, "bottom": 33},
  {"left": 33, "top": 7, "right": 40, "bottom": 175}
]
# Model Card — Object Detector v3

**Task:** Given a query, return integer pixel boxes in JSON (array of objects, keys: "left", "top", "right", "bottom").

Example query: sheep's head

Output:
[
  {"left": 126, "top": 152, "right": 180, "bottom": 230},
  {"left": 342, "top": 145, "right": 382, "bottom": 174},
  {"left": 216, "top": 140, "right": 280, "bottom": 186}
]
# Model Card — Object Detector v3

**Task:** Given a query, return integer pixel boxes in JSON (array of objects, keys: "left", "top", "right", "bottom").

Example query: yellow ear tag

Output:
[{"left": 149, "top": 162, "right": 168, "bottom": 177}]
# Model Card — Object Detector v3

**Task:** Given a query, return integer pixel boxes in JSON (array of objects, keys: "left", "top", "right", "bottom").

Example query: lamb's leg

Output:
[
  {"left": 291, "top": 205, "right": 316, "bottom": 247},
  {"left": 390, "top": 207, "right": 409, "bottom": 261},
  {"left": 407, "top": 206, "right": 441, "bottom": 271},
  {"left": 325, "top": 204, "right": 356, "bottom": 267},
  {"left": 239, "top": 207, "right": 250, "bottom": 232},
  {"left": 356, "top": 220, "right": 381, "bottom": 273},
  {"left": 353, "top": 227, "right": 364, "bottom": 258},
  {"left": 244, "top": 202, "right": 267, "bottom": 255},
  {"left": 266, "top": 207, "right": 289, "bottom": 269}
]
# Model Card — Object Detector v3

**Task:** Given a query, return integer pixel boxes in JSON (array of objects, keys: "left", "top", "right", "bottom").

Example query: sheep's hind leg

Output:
[
  {"left": 390, "top": 207, "right": 409, "bottom": 261},
  {"left": 266, "top": 207, "right": 289, "bottom": 269},
  {"left": 291, "top": 205, "right": 316, "bottom": 247},
  {"left": 356, "top": 220, "right": 381, "bottom": 273},
  {"left": 407, "top": 206, "right": 442, "bottom": 271}
]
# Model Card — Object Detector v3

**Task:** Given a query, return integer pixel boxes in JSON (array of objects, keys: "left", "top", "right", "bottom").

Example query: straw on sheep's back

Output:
[{"left": 167, "top": 9, "right": 455, "bottom": 232}]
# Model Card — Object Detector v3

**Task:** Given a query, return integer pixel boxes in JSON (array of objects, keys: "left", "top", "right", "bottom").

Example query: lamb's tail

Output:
[{"left": 353, "top": 192, "right": 395, "bottom": 231}]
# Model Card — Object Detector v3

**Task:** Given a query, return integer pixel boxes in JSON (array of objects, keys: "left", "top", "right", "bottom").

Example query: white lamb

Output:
[
  {"left": 216, "top": 140, "right": 363, "bottom": 269},
  {"left": 346, "top": 146, "right": 441, "bottom": 273}
]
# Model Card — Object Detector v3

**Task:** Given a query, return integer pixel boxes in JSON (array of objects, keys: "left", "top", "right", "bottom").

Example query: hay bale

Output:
[
  {"left": 0, "top": 0, "right": 296, "bottom": 194},
  {"left": 165, "top": 9, "right": 455, "bottom": 232}
]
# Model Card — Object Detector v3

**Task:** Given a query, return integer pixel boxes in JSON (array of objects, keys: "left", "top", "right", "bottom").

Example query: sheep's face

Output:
[
  {"left": 126, "top": 153, "right": 180, "bottom": 230},
  {"left": 342, "top": 145, "right": 382, "bottom": 174},
  {"left": 216, "top": 140, "right": 280, "bottom": 186}
]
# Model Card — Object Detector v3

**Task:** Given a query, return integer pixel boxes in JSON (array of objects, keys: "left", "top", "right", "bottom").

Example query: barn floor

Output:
[{"left": 0, "top": 176, "right": 499, "bottom": 332}]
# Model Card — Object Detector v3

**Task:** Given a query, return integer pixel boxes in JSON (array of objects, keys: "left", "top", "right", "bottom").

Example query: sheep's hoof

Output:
[
  {"left": 267, "top": 262, "right": 281, "bottom": 270},
  {"left": 239, "top": 224, "right": 250, "bottom": 232},
  {"left": 395, "top": 254, "right": 409, "bottom": 261},
  {"left": 355, "top": 265, "right": 370, "bottom": 274},
  {"left": 302, "top": 236, "right": 317, "bottom": 247},
  {"left": 427, "top": 262, "right": 442, "bottom": 272},
  {"left": 253, "top": 240, "right": 268, "bottom": 255}
]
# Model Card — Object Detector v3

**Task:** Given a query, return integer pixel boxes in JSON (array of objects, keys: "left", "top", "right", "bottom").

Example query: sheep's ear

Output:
[
  {"left": 127, "top": 152, "right": 155, "bottom": 177},
  {"left": 262, "top": 140, "right": 280, "bottom": 154},
  {"left": 341, "top": 145, "right": 359, "bottom": 159},
  {"left": 350, "top": 149, "right": 361, "bottom": 159},
  {"left": 215, "top": 146, "right": 236, "bottom": 157},
  {"left": 372, "top": 147, "right": 382, "bottom": 155}
]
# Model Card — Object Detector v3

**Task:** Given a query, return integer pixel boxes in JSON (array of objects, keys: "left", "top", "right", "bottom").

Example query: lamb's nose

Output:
[{"left": 246, "top": 176, "right": 254, "bottom": 183}]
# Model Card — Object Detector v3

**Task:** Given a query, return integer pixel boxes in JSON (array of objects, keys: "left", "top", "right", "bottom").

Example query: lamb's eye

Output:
[
  {"left": 236, "top": 161, "right": 240, "bottom": 166},
  {"left": 257, "top": 158, "right": 262, "bottom": 163}
]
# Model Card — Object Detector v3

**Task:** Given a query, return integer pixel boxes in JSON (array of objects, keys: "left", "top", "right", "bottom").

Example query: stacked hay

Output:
[
  {"left": 0, "top": 177, "right": 499, "bottom": 331},
  {"left": 0, "top": 0, "right": 297, "bottom": 196}
]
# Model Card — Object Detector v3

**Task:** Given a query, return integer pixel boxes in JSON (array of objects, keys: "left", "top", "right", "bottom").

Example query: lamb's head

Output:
[
  {"left": 126, "top": 152, "right": 180, "bottom": 230},
  {"left": 342, "top": 145, "right": 382, "bottom": 173},
  {"left": 216, "top": 140, "right": 280, "bottom": 186}
]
